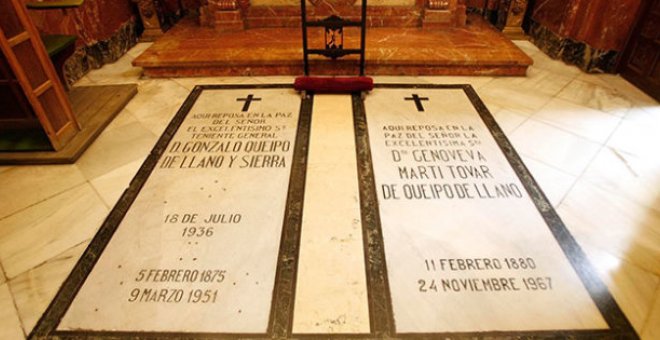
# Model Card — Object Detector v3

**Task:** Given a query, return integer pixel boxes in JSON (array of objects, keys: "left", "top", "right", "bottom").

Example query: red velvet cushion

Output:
[{"left": 294, "top": 76, "right": 374, "bottom": 93}]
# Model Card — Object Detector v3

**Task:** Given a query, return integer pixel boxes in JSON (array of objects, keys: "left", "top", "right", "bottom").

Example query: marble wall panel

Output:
[
  {"left": 529, "top": 0, "right": 643, "bottom": 73},
  {"left": 21, "top": 0, "right": 139, "bottom": 86},
  {"left": 531, "top": 0, "right": 570, "bottom": 33},
  {"left": 23, "top": 0, "right": 135, "bottom": 44}
]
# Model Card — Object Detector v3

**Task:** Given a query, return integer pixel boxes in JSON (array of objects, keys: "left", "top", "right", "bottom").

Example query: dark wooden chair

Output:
[{"left": 294, "top": 0, "right": 373, "bottom": 93}]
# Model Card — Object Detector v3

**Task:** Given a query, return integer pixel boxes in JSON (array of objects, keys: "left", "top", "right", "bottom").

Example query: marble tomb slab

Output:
[
  {"left": 354, "top": 84, "right": 636, "bottom": 338},
  {"left": 30, "top": 84, "right": 637, "bottom": 339},
  {"left": 33, "top": 85, "right": 305, "bottom": 337}
]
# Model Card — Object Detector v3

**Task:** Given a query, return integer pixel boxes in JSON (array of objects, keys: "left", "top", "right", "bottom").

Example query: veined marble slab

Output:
[
  {"left": 57, "top": 88, "right": 301, "bottom": 333},
  {"left": 32, "top": 85, "right": 636, "bottom": 339},
  {"left": 363, "top": 87, "right": 609, "bottom": 333},
  {"left": 292, "top": 95, "right": 370, "bottom": 334}
]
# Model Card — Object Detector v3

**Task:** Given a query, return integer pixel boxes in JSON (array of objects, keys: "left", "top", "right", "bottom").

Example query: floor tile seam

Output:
[
  {"left": 85, "top": 69, "right": 141, "bottom": 83},
  {"left": 169, "top": 77, "right": 196, "bottom": 93},
  {"left": 554, "top": 82, "right": 622, "bottom": 112},
  {"left": 505, "top": 113, "right": 530, "bottom": 135},
  {"left": 638, "top": 98, "right": 660, "bottom": 109},
  {"left": 604, "top": 145, "right": 660, "bottom": 169},
  {"left": 619, "top": 107, "right": 660, "bottom": 128},
  {"left": 80, "top": 169, "right": 123, "bottom": 194},
  {"left": 93, "top": 53, "right": 139, "bottom": 70},
  {"left": 544, "top": 94, "right": 627, "bottom": 118},
  {"left": 102, "top": 107, "right": 141, "bottom": 134},
  {"left": 577, "top": 78, "right": 638, "bottom": 101},
  {"left": 575, "top": 74, "right": 621, "bottom": 88},
  {"left": 503, "top": 107, "right": 533, "bottom": 136},
  {"left": 555, "top": 144, "right": 605, "bottom": 208},
  {"left": 573, "top": 238, "right": 660, "bottom": 279},
  {"left": 494, "top": 104, "right": 538, "bottom": 119},
  {"left": 577, "top": 157, "right": 660, "bottom": 217},
  {"left": 517, "top": 153, "right": 579, "bottom": 208},
  {"left": 604, "top": 142, "right": 660, "bottom": 162},
  {"left": 130, "top": 105, "right": 181, "bottom": 125},
  {"left": 516, "top": 150, "right": 579, "bottom": 179},
  {"left": 639, "top": 284, "right": 660, "bottom": 336},
  {"left": 83, "top": 151, "right": 148, "bottom": 188},
  {"left": 526, "top": 49, "right": 542, "bottom": 58},
  {"left": 527, "top": 67, "right": 578, "bottom": 91},
  {"left": 135, "top": 118, "right": 162, "bottom": 140},
  {"left": 529, "top": 112, "right": 622, "bottom": 145},
  {"left": 0, "top": 260, "right": 8, "bottom": 285},
  {"left": 481, "top": 80, "right": 564, "bottom": 100},
  {"left": 530, "top": 60, "right": 581, "bottom": 76},
  {"left": 578, "top": 75, "right": 657, "bottom": 105},
  {"left": 603, "top": 107, "right": 633, "bottom": 120},
  {"left": 478, "top": 93, "right": 550, "bottom": 118},
  {"left": 513, "top": 44, "right": 541, "bottom": 59},
  {"left": 578, "top": 108, "right": 656, "bottom": 199},
  {"left": 79, "top": 129, "right": 160, "bottom": 184},
  {"left": 548, "top": 223, "right": 660, "bottom": 329},
  {"left": 530, "top": 52, "right": 578, "bottom": 67},
  {"left": 555, "top": 110, "right": 633, "bottom": 209},
  {"left": 537, "top": 81, "right": 578, "bottom": 99},
  {"left": 523, "top": 115, "right": 605, "bottom": 150},
  {"left": 6, "top": 238, "right": 92, "bottom": 284},
  {"left": 89, "top": 62, "right": 139, "bottom": 76},
  {"left": 1, "top": 261, "right": 28, "bottom": 339},
  {"left": 71, "top": 77, "right": 96, "bottom": 87},
  {"left": 473, "top": 77, "right": 495, "bottom": 89},
  {"left": 8, "top": 293, "right": 28, "bottom": 339},
  {"left": 126, "top": 51, "right": 142, "bottom": 59},
  {"left": 0, "top": 181, "right": 90, "bottom": 223},
  {"left": 128, "top": 97, "right": 191, "bottom": 119},
  {"left": 0, "top": 227, "right": 79, "bottom": 280},
  {"left": 127, "top": 46, "right": 152, "bottom": 60},
  {"left": 169, "top": 77, "right": 258, "bottom": 89},
  {"left": 580, "top": 182, "right": 660, "bottom": 216},
  {"left": 605, "top": 107, "right": 660, "bottom": 149},
  {"left": 86, "top": 179, "right": 114, "bottom": 211},
  {"left": 555, "top": 86, "right": 636, "bottom": 119},
  {"left": 118, "top": 103, "right": 139, "bottom": 119},
  {"left": 170, "top": 78, "right": 193, "bottom": 91},
  {"left": 588, "top": 245, "right": 660, "bottom": 281},
  {"left": 526, "top": 92, "right": 557, "bottom": 119}
]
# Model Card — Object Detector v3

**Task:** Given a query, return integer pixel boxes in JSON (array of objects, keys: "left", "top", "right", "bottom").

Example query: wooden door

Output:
[
  {"left": 0, "top": 0, "right": 80, "bottom": 150},
  {"left": 619, "top": 0, "right": 660, "bottom": 101}
]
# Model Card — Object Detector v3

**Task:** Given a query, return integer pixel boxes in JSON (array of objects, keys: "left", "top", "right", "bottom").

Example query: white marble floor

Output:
[{"left": 0, "top": 40, "right": 659, "bottom": 339}]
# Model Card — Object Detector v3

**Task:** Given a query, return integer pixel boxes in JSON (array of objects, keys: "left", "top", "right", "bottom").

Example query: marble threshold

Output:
[{"left": 133, "top": 15, "right": 532, "bottom": 77}]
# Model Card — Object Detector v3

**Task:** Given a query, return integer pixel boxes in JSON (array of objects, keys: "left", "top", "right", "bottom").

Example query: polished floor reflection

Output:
[{"left": 0, "top": 41, "right": 659, "bottom": 339}]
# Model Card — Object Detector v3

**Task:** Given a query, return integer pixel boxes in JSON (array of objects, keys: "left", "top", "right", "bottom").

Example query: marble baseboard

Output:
[
  {"left": 141, "top": 64, "right": 529, "bottom": 77},
  {"left": 528, "top": 21, "right": 619, "bottom": 74},
  {"left": 63, "top": 20, "right": 139, "bottom": 87}
]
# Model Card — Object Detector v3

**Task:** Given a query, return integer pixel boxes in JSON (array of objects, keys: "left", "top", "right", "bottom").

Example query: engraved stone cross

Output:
[
  {"left": 405, "top": 94, "right": 429, "bottom": 112},
  {"left": 237, "top": 94, "right": 262, "bottom": 112}
]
